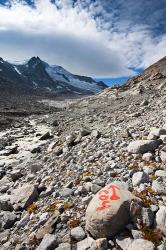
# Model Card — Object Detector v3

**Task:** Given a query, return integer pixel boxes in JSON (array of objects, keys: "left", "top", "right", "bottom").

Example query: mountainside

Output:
[
  {"left": 0, "top": 56, "right": 107, "bottom": 96},
  {"left": 0, "top": 57, "right": 166, "bottom": 250}
]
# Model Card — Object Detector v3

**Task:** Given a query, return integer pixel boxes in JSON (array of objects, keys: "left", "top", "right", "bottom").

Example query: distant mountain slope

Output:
[
  {"left": 0, "top": 56, "right": 107, "bottom": 96},
  {"left": 121, "top": 56, "right": 166, "bottom": 90}
]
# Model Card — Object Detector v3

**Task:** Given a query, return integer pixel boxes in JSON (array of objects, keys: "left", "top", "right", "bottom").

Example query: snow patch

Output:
[
  {"left": 33, "top": 81, "right": 38, "bottom": 89},
  {"left": 45, "top": 87, "right": 52, "bottom": 92},
  {"left": 45, "top": 65, "right": 101, "bottom": 93},
  {"left": 14, "top": 66, "right": 22, "bottom": 75}
]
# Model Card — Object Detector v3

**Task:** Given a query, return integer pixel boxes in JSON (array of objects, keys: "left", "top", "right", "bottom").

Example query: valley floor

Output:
[{"left": 0, "top": 81, "right": 166, "bottom": 249}]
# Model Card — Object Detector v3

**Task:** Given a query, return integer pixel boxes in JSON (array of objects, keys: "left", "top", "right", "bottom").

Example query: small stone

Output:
[
  {"left": 160, "top": 135, "right": 166, "bottom": 143},
  {"left": 128, "top": 239, "right": 155, "bottom": 250},
  {"left": 160, "top": 151, "right": 166, "bottom": 164},
  {"left": 130, "top": 202, "right": 154, "bottom": 228},
  {"left": 31, "top": 146, "right": 41, "bottom": 154},
  {"left": 92, "top": 238, "right": 108, "bottom": 250},
  {"left": 0, "top": 161, "right": 5, "bottom": 167},
  {"left": 10, "top": 184, "right": 38, "bottom": 209},
  {"left": 155, "top": 170, "right": 166, "bottom": 178},
  {"left": 131, "top": 230, "right": 144, "bottom": 239},
  {"left": 65, "top": 133, "right": 76, "bottom": 146},
  {"left": 0, "top": 195, "right": 13, "bottom": 211},
  {"left": 116, "top": 236, "right": 133, "bottom": 250},
  {"left": 36, "top": 212, "right": 59, "bottom": 240},
  {"left": 56, "top": 243, "right": 71, "bottom": 250},
  {"left": 17, "top": 213, "right": 30, "bottom": 228},
  {"left": 143, "top": 166, "right": 154, "bottom": 175},
  {"left": 10, "top": 170, "right": 22, "bottom": 181},
  {"left": 91, "top": 130, "right": 101, "bottom": 138},
  {"left": 30, "top": 164, "right": 41, "bottom": 174},
  {"left": 76, "top": 237, "right": 94, "bottom": 250},
  {"left": 1, "top": 211, "right": 17, "bottom": 229},
  {"left": 60, "top": 188, "right": 73, "bottom": 198},
  {"left": 157, "top": 243, "right": 166, "bottom": 250},
  {"left": 155, "top": 206, "right": 166, "bottom": 236},
  {"left": 82, "top": 196, "right": 93, "bottom": 205},
  {"left": 91, "top": 184, "right": 102, "bottom": 194},
  {"left": 152, "top": 179, "right": 166, "bottom": 194},
  {"left": 36, "top": 233, "right": 57, "bottom": 250},
  {"left": 132, "top": 172, "right": 149, "bottom": 186},
  {"left": 127, "top": 140, "right": 160, "bottom": 154},
  {"left": 141, "top": 207, "right": 154, "bottom": 227},
  {"left": 71, "top": 226, "right": 86, "bottom": 241},
  {"left": 142, "top": 153, "right": 153, "bottom": 161},
  {"left": 149, "top": 128, "right": 166, "bottom": 137},
  {"left": 39, "top": 131, "right": 52, "bottom": 140}
]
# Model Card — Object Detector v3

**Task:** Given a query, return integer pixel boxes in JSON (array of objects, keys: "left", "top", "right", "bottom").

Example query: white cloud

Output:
[{"left": 0, "top": 0, "right": 165, "bottom": 77}]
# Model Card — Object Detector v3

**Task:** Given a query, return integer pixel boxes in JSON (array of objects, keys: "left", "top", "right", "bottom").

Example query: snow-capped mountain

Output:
[{"left": 0, "top": 56, "right": 107, "bottom": 96}]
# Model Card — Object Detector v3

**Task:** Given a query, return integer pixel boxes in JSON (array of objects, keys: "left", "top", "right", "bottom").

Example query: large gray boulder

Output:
[
  {"left": 10, "top": 184, "right": 38, "bottom": 209},
  {"left": 127, "top": 140, "right": 160, "bottom": 154},
  {"left": 86, "top": 182, "right": 137, "bottom": 239}
]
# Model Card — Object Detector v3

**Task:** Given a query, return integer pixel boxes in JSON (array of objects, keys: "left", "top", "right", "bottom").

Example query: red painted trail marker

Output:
[{"left": 96, "top": 184, "right": 120, "bottom": 211}]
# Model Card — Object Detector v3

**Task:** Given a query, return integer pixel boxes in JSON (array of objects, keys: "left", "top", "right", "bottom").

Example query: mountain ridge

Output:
[{"left": 0, "top": 56, "right": 107, "bottom": 97}]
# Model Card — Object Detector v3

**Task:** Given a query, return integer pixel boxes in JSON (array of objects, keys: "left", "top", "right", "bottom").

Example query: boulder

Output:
[
  {"left": 86, "top": 182, "right": 137, "bottom": 239},
  {"left": 10, "top": 184, "right": 38, "bottom": 209},
  {"left": 127, "top": 140, "right": 160, "bottom": 154}
]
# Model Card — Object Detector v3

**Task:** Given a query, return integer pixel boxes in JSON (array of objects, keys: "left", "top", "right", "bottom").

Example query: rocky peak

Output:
[
  {"left": 27, "top": 56, "right": 43, "bottom": 68},
  {"left": 0, "top": 57, "right": 4, "bottom": 63}
]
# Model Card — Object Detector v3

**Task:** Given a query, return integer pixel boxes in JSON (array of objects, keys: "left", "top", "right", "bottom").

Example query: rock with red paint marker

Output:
[{"left": 85, "top": 182, "right": 137, "bottom": 239}]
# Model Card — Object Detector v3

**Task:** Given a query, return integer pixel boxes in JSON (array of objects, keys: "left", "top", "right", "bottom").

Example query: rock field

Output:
[{"left": 0, "top": 63, "right": 166, "bottom": 250}]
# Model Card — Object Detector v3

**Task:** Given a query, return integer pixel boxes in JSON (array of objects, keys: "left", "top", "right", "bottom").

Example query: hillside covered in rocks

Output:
[{"left": 0, "top": 57, "right": 166, "bottom": 250}]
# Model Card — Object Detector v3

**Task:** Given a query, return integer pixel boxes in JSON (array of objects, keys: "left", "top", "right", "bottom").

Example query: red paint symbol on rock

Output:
[{"left": 96, "top": 185, "right": 120, "bottom": 211}]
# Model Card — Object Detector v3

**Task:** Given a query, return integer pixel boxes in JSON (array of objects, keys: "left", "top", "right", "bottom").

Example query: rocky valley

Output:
[{"left": 0, "top": 56, "right": 166, "bottom": 250}]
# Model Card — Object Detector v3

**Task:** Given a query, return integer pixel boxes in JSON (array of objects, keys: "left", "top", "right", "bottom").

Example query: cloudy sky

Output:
[{"left": 0, "top": 0, "right": 166, "bottom": 80}]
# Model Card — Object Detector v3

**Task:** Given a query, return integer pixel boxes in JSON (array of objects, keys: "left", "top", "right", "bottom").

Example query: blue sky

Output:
[{"left": 0, "top": 0, "right": 165, "bottom": 85}]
